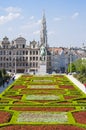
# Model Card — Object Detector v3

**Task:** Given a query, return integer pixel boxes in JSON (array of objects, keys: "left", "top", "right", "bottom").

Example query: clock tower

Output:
[{"left": 40, "top": 11, "right": 47, "bottom": 47}]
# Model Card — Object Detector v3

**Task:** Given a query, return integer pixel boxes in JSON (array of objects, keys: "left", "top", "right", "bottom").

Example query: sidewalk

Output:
[
  {"left": 14, "top": 73, "right": 23, "bottom": 79},
  {"left": 66, "top": 74, "right": 86, "bottom": 94},
  {"left": 0, "top": 73, "right": 22, "bottom": 93}
]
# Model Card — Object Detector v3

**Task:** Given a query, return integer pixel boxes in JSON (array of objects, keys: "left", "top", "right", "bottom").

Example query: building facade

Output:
[{"left": 0, "top": 13, "right": 51, "bottom": 74}]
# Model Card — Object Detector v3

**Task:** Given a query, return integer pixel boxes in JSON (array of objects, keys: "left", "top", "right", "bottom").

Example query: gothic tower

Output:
[{"left": 40, "top": 11, "right": 47, "bottom": 47}]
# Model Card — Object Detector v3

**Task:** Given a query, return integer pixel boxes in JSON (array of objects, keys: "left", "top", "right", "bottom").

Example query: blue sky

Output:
[{"left": 0, "top": 0, "right": 86, "bottom": 47}]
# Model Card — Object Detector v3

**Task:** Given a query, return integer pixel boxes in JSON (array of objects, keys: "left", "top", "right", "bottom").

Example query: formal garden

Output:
[{"left": 0, "top": 75, "right": 86, "bottom": 130}]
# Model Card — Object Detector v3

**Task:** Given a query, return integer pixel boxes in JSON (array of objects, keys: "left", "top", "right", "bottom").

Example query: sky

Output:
[{"left": 0, "top": 0, "right": 86, "bottom": 48}]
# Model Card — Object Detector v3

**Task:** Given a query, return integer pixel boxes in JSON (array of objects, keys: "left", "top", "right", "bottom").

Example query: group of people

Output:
[{"left": 2, "top": 74, "right": 15, "bottom": 88}]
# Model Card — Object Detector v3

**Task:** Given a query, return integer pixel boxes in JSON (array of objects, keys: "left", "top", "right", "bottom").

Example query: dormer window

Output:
[{"left": 33, "top": 44, "right": 35, "bottom": 48}]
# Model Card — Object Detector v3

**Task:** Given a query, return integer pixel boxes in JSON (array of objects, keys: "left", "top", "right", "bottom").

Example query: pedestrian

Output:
[{"left": 6, "top": 79, "right": 9, "bottom": 84}]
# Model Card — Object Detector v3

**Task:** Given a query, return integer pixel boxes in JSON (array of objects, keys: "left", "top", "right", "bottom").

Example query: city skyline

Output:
[{"left": 0, "top": 0, "right": 86, "bottom": 48}]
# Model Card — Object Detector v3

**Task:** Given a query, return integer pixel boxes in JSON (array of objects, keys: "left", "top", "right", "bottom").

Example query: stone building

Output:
[{"left": 0, "top": 13, "right": 51, "bottom": 74}]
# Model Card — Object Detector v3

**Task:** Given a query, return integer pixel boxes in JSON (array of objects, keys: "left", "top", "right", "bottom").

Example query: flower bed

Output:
[
  {"left": 33, "top": 79, "right": 53, "bottom": 82},
  {"left": 0, "top": 125, "right": 85, "bottom": 130},
  {"left": 11, "top": 85, "right": 26, "bottom": 90},
  {"left": 7, "top": 95, "right": 22, "bottom": 100},
  {"left": 60, "top": 85, "right": 75, "bottom": 90},
  {"left": 64, "top": 95, "right": 78, "bottom": 100},
  {"left": 11, "top": 107, "right": 75, "bottom": 112},
  {"left": 0, "top": 111, "right": 12, "bottom": 124},
  {"left": 26, "top": 95, "right": 60, "bottom": 100},
  {"left": 30, "top": 85, "right": 56, "bottom": 89},
  {"left": 13, "top": 101, "right": 27, "bottom": 104},
  {"left": 73, "top": 111, "right": 86, "bottom": 124},
  {"left": 17, "top": 112, "right": 68, "bottom": 123}
]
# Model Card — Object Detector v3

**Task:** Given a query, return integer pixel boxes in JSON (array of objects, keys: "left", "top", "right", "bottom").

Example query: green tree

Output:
[
  {"left": 0, "top": 70, "right": 2, "bottom": 78},
  {"left": 67, "top": 63, "right": 76, "bottom": 73},
  {"left": 1, "top": 68, "right": 6, "bottom": 77},
  {"left": 74, "top": 59, "right": 86, "bottom": 74}
]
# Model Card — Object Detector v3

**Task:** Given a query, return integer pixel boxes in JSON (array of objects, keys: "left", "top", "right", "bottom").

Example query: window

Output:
[
  {"left": 30, "top": 51, "right": 32, "bottom": 55},
  {"left": 32, "top": 44, "right": 35, "bottom": 48},
  {"left": 0, "top": 51, "right": 2, "bottom": 55},
  {"left": 16, "top": 45, "right": 18, "bottom": 48},
  {"left": 33, "top": 51, "right": 35, "bottom": 55},
  {"left": 23, "top": 44, "right": 25, "bottom": 48},
  {"left": 36, "top": 51, "right": 38, "bottom": 55},
  {"left": 23, "top": 51, "right": 25, "bottom": 55},
  {"left": 36, "top": 57, "right": 38, "bottom": 60},
  {"left": 33, "top": 62, "right": 35, "bottom": 67},
  {"left": 30, "top": 62, "right": 32, "bottom": 67},
  {"left": 26, "top": 51, "right": 28, "bottom": 55},
  {"left": 33, "top": 57, "right": 35, "bottom": 60},
  {"left": 36, "top": 62, "right": 38, "bottom": 67},
  {"left": 9, "top": 51, "right": 11, "bottom": 55}
]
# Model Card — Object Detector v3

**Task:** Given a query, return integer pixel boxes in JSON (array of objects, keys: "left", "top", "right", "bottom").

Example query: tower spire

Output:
[{"left": 40, "top": 10, "right": 47, "bottom": 47}]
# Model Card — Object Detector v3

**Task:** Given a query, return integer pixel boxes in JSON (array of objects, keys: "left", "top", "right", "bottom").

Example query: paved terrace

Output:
[{"left": 0, "top": 73, "right": 22, "bottom": 93}]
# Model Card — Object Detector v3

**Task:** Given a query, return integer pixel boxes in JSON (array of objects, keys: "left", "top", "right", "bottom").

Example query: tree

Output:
[
  {"left": 1, "top": 68, "right": 6, "bottom": 77},
  {"left": 74, "top": 59, "right": 86, "bottom": 74},
  {"left": 81, "top": 59, "right": 86, "bottom": 75},
  {"left": 0, "top": 70, "right": 2, "bottom": 78},
  {"left": 67, "top": 63, "right": 76, "bottom": 73}
]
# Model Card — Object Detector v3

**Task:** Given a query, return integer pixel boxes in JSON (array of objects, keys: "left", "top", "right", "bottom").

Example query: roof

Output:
[{"left": 15, "top": 36, "right": 26, "bottom": 41}]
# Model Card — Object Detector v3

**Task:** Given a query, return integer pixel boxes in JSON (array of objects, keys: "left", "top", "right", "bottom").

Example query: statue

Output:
[{"left": 40, "top": 45, "right": 46, "bottom": 61}]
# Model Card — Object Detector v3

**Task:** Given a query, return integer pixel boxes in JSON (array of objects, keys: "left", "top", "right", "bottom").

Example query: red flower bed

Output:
[
  {"left": 13, "top": 101, "right": 27, "bottom": 104},
  {"left": 11, "top": 85, "right": 26, "bottom": 89},
  {"left": 73, "top": 111, "right": 86, "bottom": 124},
  {"left": 60, "top": 85, "right": 75, "bottom": 90},
  {"left": 11, "top": 107, "right": 75, "bottom": 111},
  {"left": 64, "top": 95, "right": 78, "bottom": 100},
  {"left": 0, "top": 125, "right": 85, "bottom": 130},
  {"left": 7, "top": 95, "right": 22, "bottom": 100},
  {"left": 0, "top": 111, "right": 12, "bottom": 124}
]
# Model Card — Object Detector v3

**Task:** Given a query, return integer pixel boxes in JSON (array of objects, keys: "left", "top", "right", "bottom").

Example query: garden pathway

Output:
[{"left": 66, "top": 74, "right": 86, "bottom": 94}]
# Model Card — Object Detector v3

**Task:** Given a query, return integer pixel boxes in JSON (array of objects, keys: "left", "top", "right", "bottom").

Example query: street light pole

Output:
[
  {"left": 69, "top": 46, "right": 72, "bottom": 74},
  {"left": 70, "top": 53, "right": 71, "bottom": 74},
  {"left": 15, "top": 51, "right": 16, "bottom": 74}
]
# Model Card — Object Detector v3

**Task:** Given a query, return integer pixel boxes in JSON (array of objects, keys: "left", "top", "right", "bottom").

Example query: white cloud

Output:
[
  {"left": 21, "top": 19, "right": 41, "bottom": 30},
  {"left": 0, "top": 6, "right": 22, "bottom": 25},
  {"left": 30, "top": 16, "right": 34, "bottom": 20},
  {"left": 33, "top": 30, "right": 40, "bottom": 35},
  {"left": 53, "top": 17, "right": 62, "bottom": 21},
  {"left": 0, "top": 12, "right": 21, "bottom": 25},
  {"left": 5, "top": 6, "right": 21, "bottom": 13},
  {"left": 36, "top": 19, "right": 41, "bottom": 25},
  {"left": 71, "top": 12, "right": 79, "bottom": 19}
]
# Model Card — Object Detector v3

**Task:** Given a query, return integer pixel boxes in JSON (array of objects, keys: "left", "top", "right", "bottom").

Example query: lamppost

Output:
[
  {"left": 12, "top": 49, "right": 16, "bottom": 74},
  {"left": 14, "top": 50, "right": 16, "bottom": 74},
  {"left": 69, "top": 45, "right": 72, "bottom": 74},
  {"left": 6, "top": 50, "right": 8, "bottom": 72},
  {"left": 70, "top": 53, "right": 72, "bottom": 74}
]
